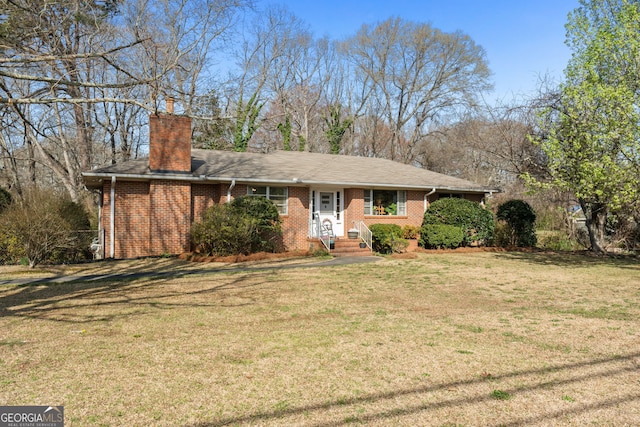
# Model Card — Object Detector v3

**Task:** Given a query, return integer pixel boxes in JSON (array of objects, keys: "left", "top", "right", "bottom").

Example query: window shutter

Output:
[
  {"left": 364, "top": 190, "right": 372, "bottom": 215},
  {"left": 397, "top": 191, "right": 407, "bottom": 215}
]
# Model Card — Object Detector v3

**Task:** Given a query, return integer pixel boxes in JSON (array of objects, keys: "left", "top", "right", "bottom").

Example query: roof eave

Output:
[{"left": 81, "top": 171, "right": 498, "bottom": 194}]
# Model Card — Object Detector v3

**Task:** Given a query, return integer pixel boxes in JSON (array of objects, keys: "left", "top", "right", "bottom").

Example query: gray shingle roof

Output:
[{"left": 83, "top": 149, "right": 496, "bottom": 193}]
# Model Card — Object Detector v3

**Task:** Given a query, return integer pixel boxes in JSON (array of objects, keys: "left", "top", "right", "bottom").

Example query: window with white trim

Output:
[
  {"left": 248, "top": 186, "right": 288, "bottom": 214},
  {"left": 364, "top": 190, "right": 407, "bottom": 216}
]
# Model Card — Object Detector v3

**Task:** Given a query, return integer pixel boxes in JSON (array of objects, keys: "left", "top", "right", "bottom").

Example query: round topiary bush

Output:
[
  {"left": 420, "top": 224, "right": 465, "bottom": 249},
  {"left": 496, "top": 199, "right": 537, "bottom": 247},
  {"left": 420, "top": 198, "right": 494, "bottom": 247}
]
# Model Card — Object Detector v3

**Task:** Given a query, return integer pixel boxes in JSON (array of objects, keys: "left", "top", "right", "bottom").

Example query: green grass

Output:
[{"left": 491, "top": 389, "right": 512, "bottom": 400}]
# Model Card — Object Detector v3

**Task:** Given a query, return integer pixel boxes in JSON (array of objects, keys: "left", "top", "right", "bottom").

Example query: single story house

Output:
[{"left": 83, "top": 112, "right": 497, "bottom": 259}]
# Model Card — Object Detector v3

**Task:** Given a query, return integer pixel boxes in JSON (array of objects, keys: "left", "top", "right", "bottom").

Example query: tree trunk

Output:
[{"left": 580, "top": 200, "right": 607, "bottom": 254}]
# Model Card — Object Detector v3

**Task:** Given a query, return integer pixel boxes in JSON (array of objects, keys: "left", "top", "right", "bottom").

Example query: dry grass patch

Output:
[{"left": 1, "top": 251, "right": 639, "bottom": 426}]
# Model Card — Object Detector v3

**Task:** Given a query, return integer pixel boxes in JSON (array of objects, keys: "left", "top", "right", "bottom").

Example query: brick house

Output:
[{"left": 83, "top": 113, "right": 497, "bottom": 259}]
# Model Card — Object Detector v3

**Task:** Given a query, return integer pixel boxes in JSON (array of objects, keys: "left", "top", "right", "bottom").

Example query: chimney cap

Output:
[{"left": 166, "top": 97, "right": 174, "bottom": 114}]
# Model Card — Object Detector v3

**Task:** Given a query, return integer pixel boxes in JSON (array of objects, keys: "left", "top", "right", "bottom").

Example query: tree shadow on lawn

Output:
[
  {"left": 190, "top": 351, "right": 640, "bottom": 427},
  {"left": 493, "top": 250, "right": 640, "bottom": 270},
  {"left": 0, "top": 271, "right": 270, "bottom": 323},
  {"left": 0, "top": 256, "right": 374, "bottom": 323}
]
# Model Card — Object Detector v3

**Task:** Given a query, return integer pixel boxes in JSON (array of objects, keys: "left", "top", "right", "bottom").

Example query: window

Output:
[
  {"left": 364, "top": 190, "right": 406, "bottom": 216},
  {"left": 248, "top": 186, "right": 288, "bottom": 214}
]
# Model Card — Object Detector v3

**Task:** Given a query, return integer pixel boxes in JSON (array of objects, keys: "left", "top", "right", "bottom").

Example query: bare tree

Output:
[
  {"left": 270, "top": 33, "right": 331, "bottom": 152},
  {"left": 344, "top": 17, "right": 492, "bottom": 163},
  {"left": 224, "top": 4, "right": 310, "bottom": 151},
  {"left": 414, "top": 100, "right": 548, "bottom": 191},
  {"left": 0, "top": 0, "right": 247, "bottom": 200}
]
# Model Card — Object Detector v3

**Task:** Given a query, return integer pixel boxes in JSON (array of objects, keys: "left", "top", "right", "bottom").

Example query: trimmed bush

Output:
[
  {"left": 191, "top": 196, "right": 283, "bottom": 256},
  {"left": 420, "top": 224, "right": 465, "bottom": 249},
  {"left": 496, "top": 200, "right": 537, "bottom": 247},
  {"left": 421, "top": 198, "right": 494, "bottom": 247},
  {"left": 369, "top": 223, "right": 408, "bottom": 254}
]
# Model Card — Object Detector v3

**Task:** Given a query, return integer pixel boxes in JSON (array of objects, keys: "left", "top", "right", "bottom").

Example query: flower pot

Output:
[
  {"left": 347, "top": 229, "right": 359, "bottom": 239},
  {"left": 359, "top": 242, "right": 367, "bottom": 249}
]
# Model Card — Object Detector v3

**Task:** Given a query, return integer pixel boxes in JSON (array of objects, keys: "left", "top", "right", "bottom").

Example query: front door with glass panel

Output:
[{"left": 311, "top": 189, "right": 344, "bottom": 237}]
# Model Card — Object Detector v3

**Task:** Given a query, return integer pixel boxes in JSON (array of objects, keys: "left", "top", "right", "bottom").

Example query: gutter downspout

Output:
[
  {"left": 424, "top": 187, "right": 437, "bottom": 212},
  {"left": 98, "top": 189, "right": 103, "bottom": 259},
  {"left": 227, "top": 178, "right": 236, "bottom": 203},
  {"left": 110, "top": 176, "right": 115, "bottom": 258}
]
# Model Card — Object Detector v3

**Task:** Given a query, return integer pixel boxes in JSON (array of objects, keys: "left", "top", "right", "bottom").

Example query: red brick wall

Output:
[
  {"left": 282, "top": 186, "right": 310, "bottom": 251},
  {"left": 149, "top": 114, "right": 192, "bottom": 172},
  {"left": 343, "top": 188, "right": 363, "bottom": 231},
  {"left": 102, "top": 179, "right": 192, "bottom": 259},
  {"left": 191, "top": 183, "right": 220, "bottom": 221},
  {"left": 102, "top": 180, "right": 151, "bottom": 259},
  {"left": 150, "top": 180, "right": 191, "bottom": 255}
]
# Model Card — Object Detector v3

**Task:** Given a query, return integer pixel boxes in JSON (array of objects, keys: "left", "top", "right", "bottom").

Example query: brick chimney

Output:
[{"left": 149, "top": 102, "right": 192, "bottom": 172}]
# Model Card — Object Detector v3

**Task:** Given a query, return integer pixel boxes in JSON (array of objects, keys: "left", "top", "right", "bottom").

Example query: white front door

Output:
[{"left": 311, "top": 189, "right": 344, "bottom": 237}]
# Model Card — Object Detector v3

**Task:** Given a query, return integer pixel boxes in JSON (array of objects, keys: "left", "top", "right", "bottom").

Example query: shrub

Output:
[
  {"left": 0, "top": 231, "right": 24, "bottom": 264},
  {"left": 0, "top": 187, "right": 12, "bottom": 213},
  {"left": 0, "top": 188, "right": 15, "bottom": 263},
  {"left": 421, "top": 198, "right": 494, "bottom": 246},
  {"left": 369, "top": 223, "right": 408, "bottom": 254},
  {"left": 401, "top": 224, "right": 420, "bottom": 239},
  {"left": 229, "top": 195, "right": 282, "bottom": 253},
  {"left": 420, "top": 224, "right": 465, "bottom": 249},
  {"left": 496, "top": 200, "right": 537, "bottom": 247},
  {"left": 190, "top": 204, "right": 257, "bottom": 256},
  {"left": 191, "top": 196, "right": 283, "bottom": 256},
  {"left": 0, "top": 188, "right": 94, "bottom": 267},
  {"left": 50, "top": 200, "right": 94, "bottom": 263},
  {"left": 493, "top": 222, "right": 514, "bottom": 248},
  {"left": 537, "top": 230, "right": 584, "bottom": 251}
]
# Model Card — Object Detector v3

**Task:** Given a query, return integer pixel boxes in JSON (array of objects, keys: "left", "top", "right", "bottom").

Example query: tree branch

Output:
[
  {"left": 0, "top": 39, "right": 148, "bottom": 64},
  {"left": 0, "top": 97, "right": 151, "bottom": 109},
  {"left": 0, "top": 69, "right": 158, "bottom": 89}
]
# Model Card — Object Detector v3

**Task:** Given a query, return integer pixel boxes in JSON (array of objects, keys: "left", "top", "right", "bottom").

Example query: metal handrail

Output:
[
  {"left": 313, "top": 211, "right": 332, "bottom": 251},
  {"left": 355, "top": 221, "right": 372, "bottom": 250}
]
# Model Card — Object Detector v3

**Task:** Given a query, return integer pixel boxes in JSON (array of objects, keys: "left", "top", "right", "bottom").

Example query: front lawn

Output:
[{"left": 1, "top": 252, "right": 639, "bottom": 426}]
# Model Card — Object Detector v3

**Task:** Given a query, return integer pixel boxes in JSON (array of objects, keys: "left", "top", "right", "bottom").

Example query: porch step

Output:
[{"left": 331, "top": 238, "right": 373, "bottom": 257}]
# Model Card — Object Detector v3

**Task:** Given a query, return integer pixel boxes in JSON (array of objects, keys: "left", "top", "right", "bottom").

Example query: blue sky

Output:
[{"left": 271, "top": 0, "right": 580, "bottom": 102}]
